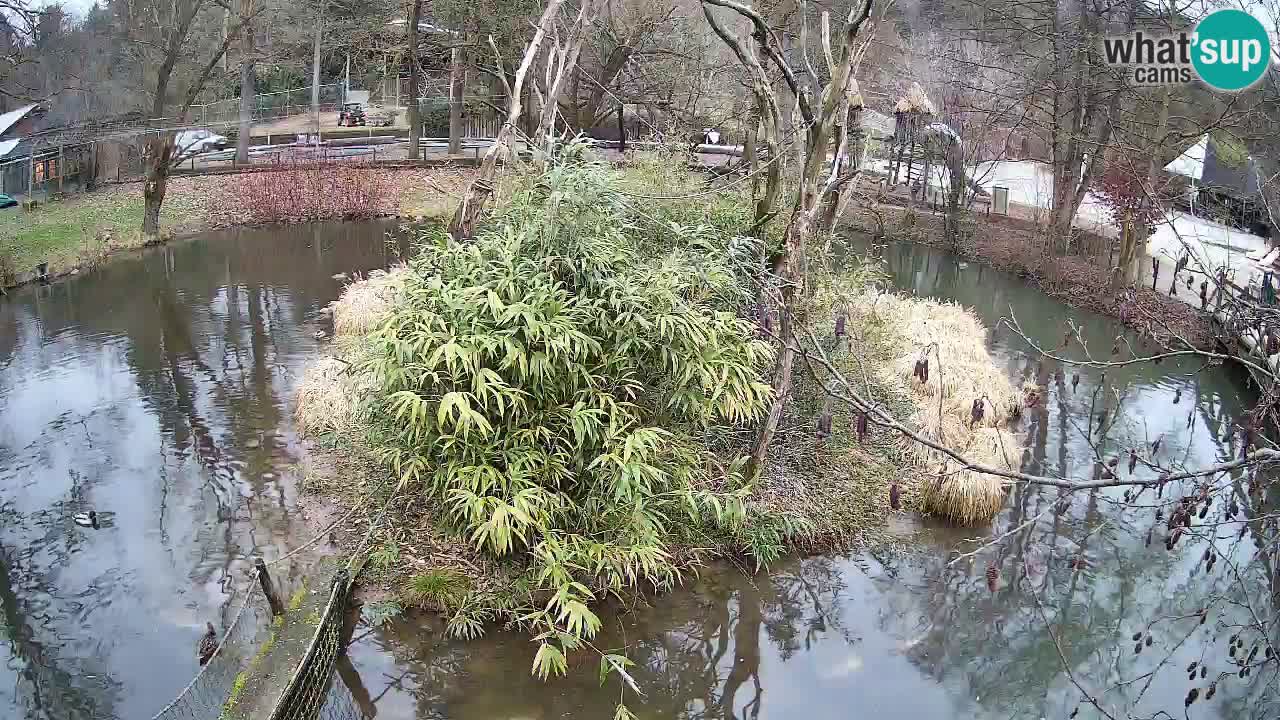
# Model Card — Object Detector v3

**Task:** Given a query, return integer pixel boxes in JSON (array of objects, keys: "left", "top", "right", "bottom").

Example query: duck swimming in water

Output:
[
  {"left": 198, "top": 622, "right": 219, "bottom": 665},
  {"left": 73, "top": 511, "right": 98, "bottom": 529}
]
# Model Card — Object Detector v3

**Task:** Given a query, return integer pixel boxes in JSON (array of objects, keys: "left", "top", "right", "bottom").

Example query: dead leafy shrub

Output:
[{"left": 235, "top": 160, "right": 395, "bottom": 224}]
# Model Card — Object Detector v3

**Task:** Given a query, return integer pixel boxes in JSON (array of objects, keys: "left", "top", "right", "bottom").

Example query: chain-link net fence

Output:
[
  {"left": 150, "top": 575, "right": 274, "bottom": 720},
  {"left": 268, "top": 569, "right": 353, "bottom": 720},
  {"left": 188, "top": 85, "right": 347, "bottom": 128}
]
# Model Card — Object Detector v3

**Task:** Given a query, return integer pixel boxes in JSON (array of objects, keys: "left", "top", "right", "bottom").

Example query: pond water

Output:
[
  {"left": 0, "top": 221, "right": 406, "bottom": 720},
  {"left": 1, "top": 222, "right": 1274, "bottom": 720}
]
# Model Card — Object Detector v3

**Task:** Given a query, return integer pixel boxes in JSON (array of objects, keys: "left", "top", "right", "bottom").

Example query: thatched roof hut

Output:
[{"left": 893, "top": 83, "right": 936, "bottom": 116}]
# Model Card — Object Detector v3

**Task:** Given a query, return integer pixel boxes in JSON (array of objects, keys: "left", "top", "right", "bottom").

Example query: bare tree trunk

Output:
[
  {"left": 1113, "top": 217, "right": 1137, "bottom": 287},
  {"left": 407, "top": 0, "right": 422, "bottom": 159},
  {"left": 755, "top": 122, "right": 783, "bottom": 237},
  {"left": 616, "top": 99, "right": 625, "bottom": 152},
  {"left": 942, "top": 140, "right": 965, "bottom": 247},
  {"left": 311, "top": 4, "right": 324, "bottom": 140},
  {"left": 449, "top": 0, "right": 567, "bottom": 239},
  {"left": 222, "top": 9, "right": 231, "bottom": 72},
  {"left": 817, "top": 96, "right": 865, "bottom": 233},
  {"left": 701, "top": 4, "right": 782, "bottom": 238},
  {"left": 1047, "top": 0, "right": 1136, "bottom": 254},
  {"left": 236, "top": 0, "right": 255, "bottom": 165},
  {"left": 1131, "top": 85, "right": 1173, "bottom": 284},
  {"left": 448, "top": 44, "right": 465, "bottom": 155},
  {"left": 750, "top": 211, "right": 808, "bottom": 471},
  {"left": 142, "top": 134, "right": 173, "bottom": 237}
]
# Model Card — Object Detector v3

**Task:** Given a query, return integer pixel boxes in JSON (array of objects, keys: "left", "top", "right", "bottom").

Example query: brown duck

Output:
[{"left": 198, "top": 622, "right": 219, "bottom": 665}]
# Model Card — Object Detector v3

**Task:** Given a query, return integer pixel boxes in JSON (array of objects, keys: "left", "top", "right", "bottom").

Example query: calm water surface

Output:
[
  {"left": 2, "top": 224, "right": 1275, "bottom": 720},
  {"left": 0, "top": 221, "right": 405, "bottom": 720}
]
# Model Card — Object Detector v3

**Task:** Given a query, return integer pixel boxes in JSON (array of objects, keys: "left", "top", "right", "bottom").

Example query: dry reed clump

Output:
[
  {"left": 851, "top": 291, "right": 1019, "bottom": 525},
  {"left": 919, "top": 427, "right": 1019, "bottom": 525},
  {"left": 295, "top": 355, "right": 368, "bottom": 436},
  {"left": 332, "top": 266, "right": 410, "bottom": 337},
  {"left": 298, "top": 271, "right": 407, "bottom": 435}
]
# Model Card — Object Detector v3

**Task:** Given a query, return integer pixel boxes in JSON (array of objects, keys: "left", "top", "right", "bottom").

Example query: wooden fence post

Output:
[{"left": 255, "top": 557, "right": 285, "bottom": 616}]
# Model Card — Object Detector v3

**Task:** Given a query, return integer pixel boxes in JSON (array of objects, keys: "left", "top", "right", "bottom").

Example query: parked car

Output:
[
  {"left": 174, "top": 129, "right": 229, "bottom": 156},
  {"left": 337, "top": 103, "right": 366, "bottom": 127},
  {"left": 0, "top": 194, "right": 17, "bottom": 209}
]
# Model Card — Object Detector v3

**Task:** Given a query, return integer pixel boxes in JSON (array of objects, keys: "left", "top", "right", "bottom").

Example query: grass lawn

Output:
[
  {"left": 393, "top": 167, "right": 472, "bottom": 221},
  {"left": 0, "top": 184, "right": 205, "bottom": 281},
  {"left": 0, "top": 167, "right": 472, "bottom": 286}
]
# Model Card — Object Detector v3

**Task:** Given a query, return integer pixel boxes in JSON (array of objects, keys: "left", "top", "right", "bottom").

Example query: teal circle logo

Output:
[{"left": 1192, "top": 9, "right": 1271, "bottom": 91}]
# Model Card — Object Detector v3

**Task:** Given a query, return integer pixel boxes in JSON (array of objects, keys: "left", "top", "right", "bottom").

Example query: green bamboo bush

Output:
[{"left": 358, "top": 147, "right": 777, "bottom": 677}]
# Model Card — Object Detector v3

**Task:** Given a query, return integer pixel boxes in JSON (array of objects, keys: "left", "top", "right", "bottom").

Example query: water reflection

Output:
[
  {"left": 0, "top": 221, "right": 406, "bottom": 720},
  {"left": 345, "top": 238, "right": 1278, "bottom": 720}
]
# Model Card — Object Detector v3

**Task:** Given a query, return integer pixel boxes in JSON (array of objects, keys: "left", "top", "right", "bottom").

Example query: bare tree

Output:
[
  {"left": 531, "top": 0, "right": 604, "bottom": 160},
  {"left": 125, "top": 0, "right": 260, "bottom": 237},
  {"left": 310, "top": 0, "right": 326, "bottom": 140},
  {"left": 235, "top": 0, "right": 256, "bottom": 164},
  {"left": 448, "top": 43, "right": 466, "bottom": 155},
  {"left": 448, "top": 0, "right": 568, "bottom": 239},
  {"left": 565, "top": 3, "right": 679, "bottom": 131},
  {"left": 699, "top": 0, "right": 875, "bottom": 473},
  {"left": 406, "top": 0, "right": 423, "bottom": 159},
  {"left": 0, "top": 0, "right": 41, "bottom": 106}
]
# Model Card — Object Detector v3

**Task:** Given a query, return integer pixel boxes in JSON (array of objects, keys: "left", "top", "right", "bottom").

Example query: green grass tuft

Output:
[
  {"left": 402, "top": 569, "right": 471, "bottom": 611},
  {"left": 287, "top": 585, "right": 308, "bottom": 611}
]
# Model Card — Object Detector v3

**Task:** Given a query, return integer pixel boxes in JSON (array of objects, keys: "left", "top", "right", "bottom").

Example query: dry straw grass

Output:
[
  {"left": 332, "top": 266, "right": 410, "bottom": 337},
  {"left": 296, "top": 271, "right": 405, "bottom": 435},
  {"left": 295, "top": 355, "right": 365, "bottom": 435},
  {"left": 851, "top": 291, "right": 1021, "bottom": 525}
]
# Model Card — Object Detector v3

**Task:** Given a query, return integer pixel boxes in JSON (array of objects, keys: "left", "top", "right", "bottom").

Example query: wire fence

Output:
[
  {"left": 150, "top": 571, "right": 275, "bottom": 720},
  {"left": 189, "top": 85, "right": 347, "bottom": 127},
  {"left": 268, "top": 569, "right": 354, "bottom": 720}
]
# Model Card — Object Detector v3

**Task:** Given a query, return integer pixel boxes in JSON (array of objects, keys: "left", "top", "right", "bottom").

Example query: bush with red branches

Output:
[
  {"left": 1095, "top": 154, "right": 1171, "bottom": 234},
  {"left": 233, "top": 160, "right": 397, "bottom": 224}
]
